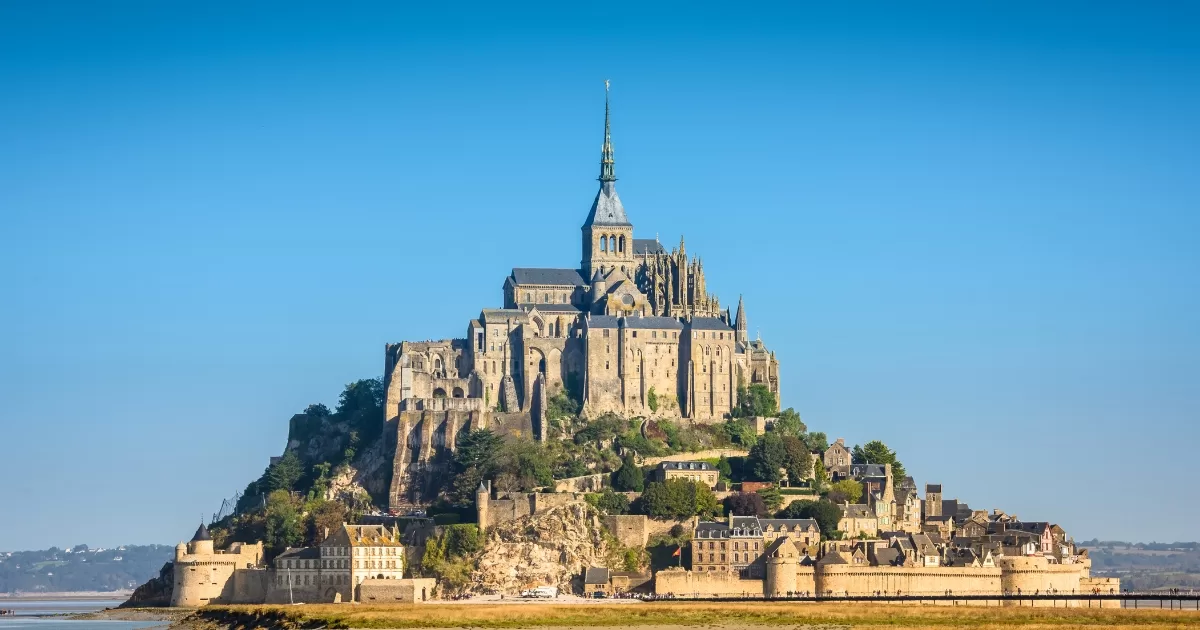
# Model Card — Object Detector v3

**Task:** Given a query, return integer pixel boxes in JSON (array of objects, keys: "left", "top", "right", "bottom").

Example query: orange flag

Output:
[{"left": 672, "top": 547, "right": 681, "bottom": 557}]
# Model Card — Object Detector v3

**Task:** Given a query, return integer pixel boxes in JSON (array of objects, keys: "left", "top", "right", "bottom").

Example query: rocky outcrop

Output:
[
  {"left": 470, "top": 501, "right": 610, "bottom": 595},
  {"left": 119, "top": 562, "right": 173, "bottom": 608}
]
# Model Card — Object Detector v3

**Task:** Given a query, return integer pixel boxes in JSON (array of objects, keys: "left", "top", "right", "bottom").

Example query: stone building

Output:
[
  {"left": 270, "top": 524, "right": 405, "bottom": 603},
  {"left": 170, "top": 524, "right": 263, "bottom": 607},
  {"left": 691, "top": 515, "right": 820, "bottom": 577},
  {"left": 822, "top": 438, "right": 851, "bottom": 478},
  {"left": 384, "top": 87, "right": 780, "bottom": 508},
  {"left": 654, "top": 461, "right": 719, "bottom": 487}
]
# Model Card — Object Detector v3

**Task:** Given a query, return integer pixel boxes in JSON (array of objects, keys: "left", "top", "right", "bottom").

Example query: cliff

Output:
[{"left": 470, "top": 501, "right": 611, "bottom": 595}]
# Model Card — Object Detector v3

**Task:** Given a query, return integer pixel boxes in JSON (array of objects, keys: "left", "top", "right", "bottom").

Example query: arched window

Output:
[
  {"left": 619, "top": 235, "right": 625, "bottom": 252},
  {"left": 601, "top": 235, "right": 608, "bottom": 252}
]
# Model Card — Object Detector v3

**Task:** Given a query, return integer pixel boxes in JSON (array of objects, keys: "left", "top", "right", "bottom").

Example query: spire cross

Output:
[{"left": 599, "top": 80, "right": 616, "bottom": 183}]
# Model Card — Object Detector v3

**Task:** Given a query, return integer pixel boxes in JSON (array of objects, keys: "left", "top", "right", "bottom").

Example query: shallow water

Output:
[{"left": 0, "top": 600, "right": 165, "bottom": 630}]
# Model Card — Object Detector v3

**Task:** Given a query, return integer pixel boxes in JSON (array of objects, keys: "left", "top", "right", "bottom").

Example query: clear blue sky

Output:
[{"left": 1, "top": 1, "right": 1197, "bottom": 551}]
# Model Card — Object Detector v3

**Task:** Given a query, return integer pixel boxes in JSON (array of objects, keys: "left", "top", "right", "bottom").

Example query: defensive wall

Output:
[
  {"left": 658, "top": 556, "right": 1104, "bottom": 607},
  {"left": 171, "top": 540, "right": 263, "bottom": 607},
  {"left": 655, "top": 567, "right": 765, "bottom": 597},
  {"left": 359, "top": 578, "right": 438, "bottom": 603}
]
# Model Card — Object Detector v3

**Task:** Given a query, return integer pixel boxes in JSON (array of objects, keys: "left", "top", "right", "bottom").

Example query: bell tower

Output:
[{"left": 582, "top": 81, "right": 635, "bottom": 280}]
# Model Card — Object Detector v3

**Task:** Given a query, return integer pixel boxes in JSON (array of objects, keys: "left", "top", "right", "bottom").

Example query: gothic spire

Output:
[
  {"left": 599, "top": 80, "right": 616, "bottom": 183},
  {"left": 735, "top": 295, "right": 748, "bottom": 344}
]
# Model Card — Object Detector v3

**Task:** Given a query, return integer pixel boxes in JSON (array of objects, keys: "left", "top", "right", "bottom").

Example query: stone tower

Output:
[
  {"left": 581, "top": 82, "right": 635, "bottom": 280},
  {"left": 734, "top": 295, "right": 748, "bottom": 344},
  {"left": 476, "top": 481, "right": 491, "bottom": 533},
  {"left": 924, "top": 483, "right": 943, "bottom": 520}
]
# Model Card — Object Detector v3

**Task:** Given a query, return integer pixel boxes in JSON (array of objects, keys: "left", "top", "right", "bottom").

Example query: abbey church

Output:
[{"left": 383, "top": 89, "right": 780, "bottom": 507}]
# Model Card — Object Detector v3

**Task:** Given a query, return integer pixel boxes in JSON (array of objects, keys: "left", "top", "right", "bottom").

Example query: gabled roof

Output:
[
  {"left": 658, "top": 460, "right": 715, "bottom": 471},
  {"left": 480, "top": 309, "right": 528, "bottom": 324},
  {"left": 275, "top": 546, "right": 320, "bottom": 561},
  {"left": 688, "top": 317, "right": 733, "bottom": 331},
  {"left": 584, "top": 567, "right": 611, "bottom": 585},
  {"left": 850, "top": 464, "right": 887, "bottom": 478},
  {"left": 584, "top": 315, "right": 621, "bottom": 329},
  {"left": 872, "top": 548, "right": 901, "bottom": 566},
  {"left": 759, "top": 518, "right": 819, "bottom": 533},
  {"left": 624, "top": 316, "right": 684, "bottom": 330},
  {"left": 522, "top": 303, "right": 582, "bottom": 313},
  {"left": 511, "top": 268, "right": 589, "bottom": 287},
  {"left": 633, "top": 239, "right": 664, "bottom": 255}
]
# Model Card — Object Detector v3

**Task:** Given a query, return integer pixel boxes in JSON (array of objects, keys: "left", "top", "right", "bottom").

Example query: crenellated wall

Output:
[{"left": 817, "top": 566, "right": 1001, "bottom": 597}]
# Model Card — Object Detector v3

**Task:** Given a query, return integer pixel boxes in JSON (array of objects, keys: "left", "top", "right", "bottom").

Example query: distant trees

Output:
[
  {"left": 264, "top": 490, "right": 304, "bottom": 556},
  {"left": 852, "top": 440, "right": 906, "bottom": 480},
  {"left": 733, "top": 384, "right": 777, "bottom": 418},
  {"left": 724, "top": 492, "right": 768, "bottom": 517},
  {"left": 588, "top": 489, "right": 631, "bottom": 515},
  {"left": 777, "top": 500, "right": 843, "bottom": 540},
  {"left": 827, "top": 479, "right": 864, "bottom": 505},
  {"left": 748, "top": 433, "right": 787, "bottom": 482},
  {"left": 639, "top": 479, "right": 722, "bottom": 520},
  {"left": 612, "top": 456, "right": 645, "bottom": 492}
]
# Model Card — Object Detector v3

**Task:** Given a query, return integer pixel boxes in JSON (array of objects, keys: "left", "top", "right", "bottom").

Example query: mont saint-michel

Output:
[
  {"left": 128, "top": 90, "right": 1124, "bottom": 617},
  {"left": 382, "top": 88, "right": 779, "bottom": 508}
]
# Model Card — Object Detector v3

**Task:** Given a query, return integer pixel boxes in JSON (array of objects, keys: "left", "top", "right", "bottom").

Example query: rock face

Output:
[
  {"left": 120, "top": 562, "right": 173, "bottom": 608},
  {"left": 471, "top": 501, "right": 610, "bottom": 595}
]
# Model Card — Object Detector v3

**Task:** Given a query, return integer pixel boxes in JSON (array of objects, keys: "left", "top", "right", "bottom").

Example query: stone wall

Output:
[
  {"left": 359, "top": 578, "right": 438, "bottom": 603},
  {"left": 602, "top": 514, "right": 649, "bottom": 548},
  {"left": 643, "top": 449, "right": 748, "bottom": 467},
  {"left": 555, "top": 473, "right": 607, "bottom": 493},
  {"left": 817, "top": 566, "right": 1002, "bottom": 596},
  {"left": 654, "top": 567, "right": 764, "bottom": 597}
]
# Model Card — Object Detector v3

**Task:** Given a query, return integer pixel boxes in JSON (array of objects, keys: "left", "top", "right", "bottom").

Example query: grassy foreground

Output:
[{"left": 189, "top": 601, "right": 1199, "bottom": 630}]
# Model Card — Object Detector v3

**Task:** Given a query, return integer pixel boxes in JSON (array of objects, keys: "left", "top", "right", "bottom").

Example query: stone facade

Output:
[
  {"left": 655, "top": 461, "right": 719, "bottom": 487},
  {"left": 384, "top": 89, "right": 780, "bottom": 509},
  {"left": 170, "top": 524, "right": 263, "bottom": 607},
  {"left": 660, "top": 538, "right": 1105, "bottom": 605}
]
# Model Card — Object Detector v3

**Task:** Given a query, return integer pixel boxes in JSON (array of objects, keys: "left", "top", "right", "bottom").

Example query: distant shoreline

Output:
[{"left": 0, "top": 591, "right": 131, "bottom": 601}]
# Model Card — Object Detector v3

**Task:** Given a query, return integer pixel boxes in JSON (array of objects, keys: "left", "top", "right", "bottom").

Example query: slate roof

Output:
[
  {"left": 926, "top": 484, "right": 942, "bottom": 493},
  {"left": 688, "top": 317, "right": 733, "bottom": 331},
  {"left": 872, "top": 548, "right": 901, "bottom": 567},
  {"left": 850, "top": 464, "right": 887, "bottom": 478},
  {"left": 480, "top": 309, "right": 528, "bottom": 324},
  {"left": 522, "top": 303, "right": 582, "bottom": 313},
  {"left": 624, "top": 316, "right": 684, "bottom": 330},
  {"left": 276, "top": 546, "right": 321, "bottom": 560},
  {"left": 759, "top": 519, "right": 820, "bottom": 533},
  {"left": 843, "top": 504, "right": 873, "bottom": 518},
  {"left": 763, "top": 537, "right": 792, "bottom": 557},
  {"left": 584, "top": 181, "right": 631, "bottom": 226},
  {"left": 585, "top": 315, "right": 621, "bottom": 329},
  {"left": 694, "top": 521, "right": 732, "bottom": 537},
  {"left": 511, "top": 268, "right": 589, "bottom": 287},
  {"left": 191, "top": 523, "right": 211, "bottom": 542},
  {"left": 584, "top": 567, "right": 611, "bottom": 585},
  {"left": 634, "top": 238, "right": 665, "bottom": 255},
  {"left": 658, "top": 460, "right": 715, "bottom": 471}
]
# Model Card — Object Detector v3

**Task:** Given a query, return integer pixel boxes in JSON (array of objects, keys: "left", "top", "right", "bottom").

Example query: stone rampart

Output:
[
  {"left": 603, "top": 515, "right": 649, "bottom": 548},
  {"left": 654, "top": 568, "right": 764, "bottom": 597},
  {"left": 817, "top": 566, "right": 1001, "bottom": 596},
  {"left": 359, "top": 578, "right": 437, "bottom": 603},
  {"left": 556, "top": 473, "right": 607, "bottom": 493},
  {"left": 643, "top": 449, "right": 748, "bottom": 467}
]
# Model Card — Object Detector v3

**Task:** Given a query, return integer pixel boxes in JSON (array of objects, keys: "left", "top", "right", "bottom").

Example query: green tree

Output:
[
  {"left": 812, "top": 458, "right": 829, "bottom": 488},
  {"left": 493, "top": 439, "right": 553, "bottom": 490},
  {"left": 772, "top": 408, "right": 806, "bottom": 437},
  {"left": 264, "top": 490, "right": 304, "bottom": 556},
  {"left": 647, "top": 386, "right": 659, "bottom": 413},
  {"left": 803, "top": 431, "right": 829, "bottom": 453},
  {"left": 639, "top": 479, "right": 721, "bottom": 520},
  {"left": 590, "top": 489, "right": 631, "bottom": 514},
  {"left": 827, "top": 479, "right": 863, "bottom": 504},
  {"left": 781, "top": 436, "right": 813, "bottom": 484},
  {"left": 724, "top": 492, "right": 767, "bottom": 517},
  {"left": 547, "top": 389, "right": 580, "bottom": 422},
  {"left": 852, "top": 440, "right": 906, "bottom": 481},
  {"left": 334, "top": 378, "right": 385, "bottom": 445},
  {"left": 306, "top": 499, "right": 347, "bottom": 546},
  {"left": 722, "top": 419, "right": 758, "bottom": 447},
  {"left": 777, "top": 500, "right": 844, "bottom": 540},
  {"left": 735, "top": 383, "right": 777, "bottom": 417},
  {"left": 611, "top": 456, "right": 645, "bottom": 492},
  {"left": 443, "top": 524, "right": 483, "bottom": 557},
  {"left": 715, "top": 455, "right": 733, "bottom": 480},
  {"left": 756, "top": 486, "right": 783, "bottom": 512},
  {"left": 747, "top": 433, "right": 787, "bottom": 482},
  {"left": 267, "top": 450, "right": 304, "bottom": 493}
]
